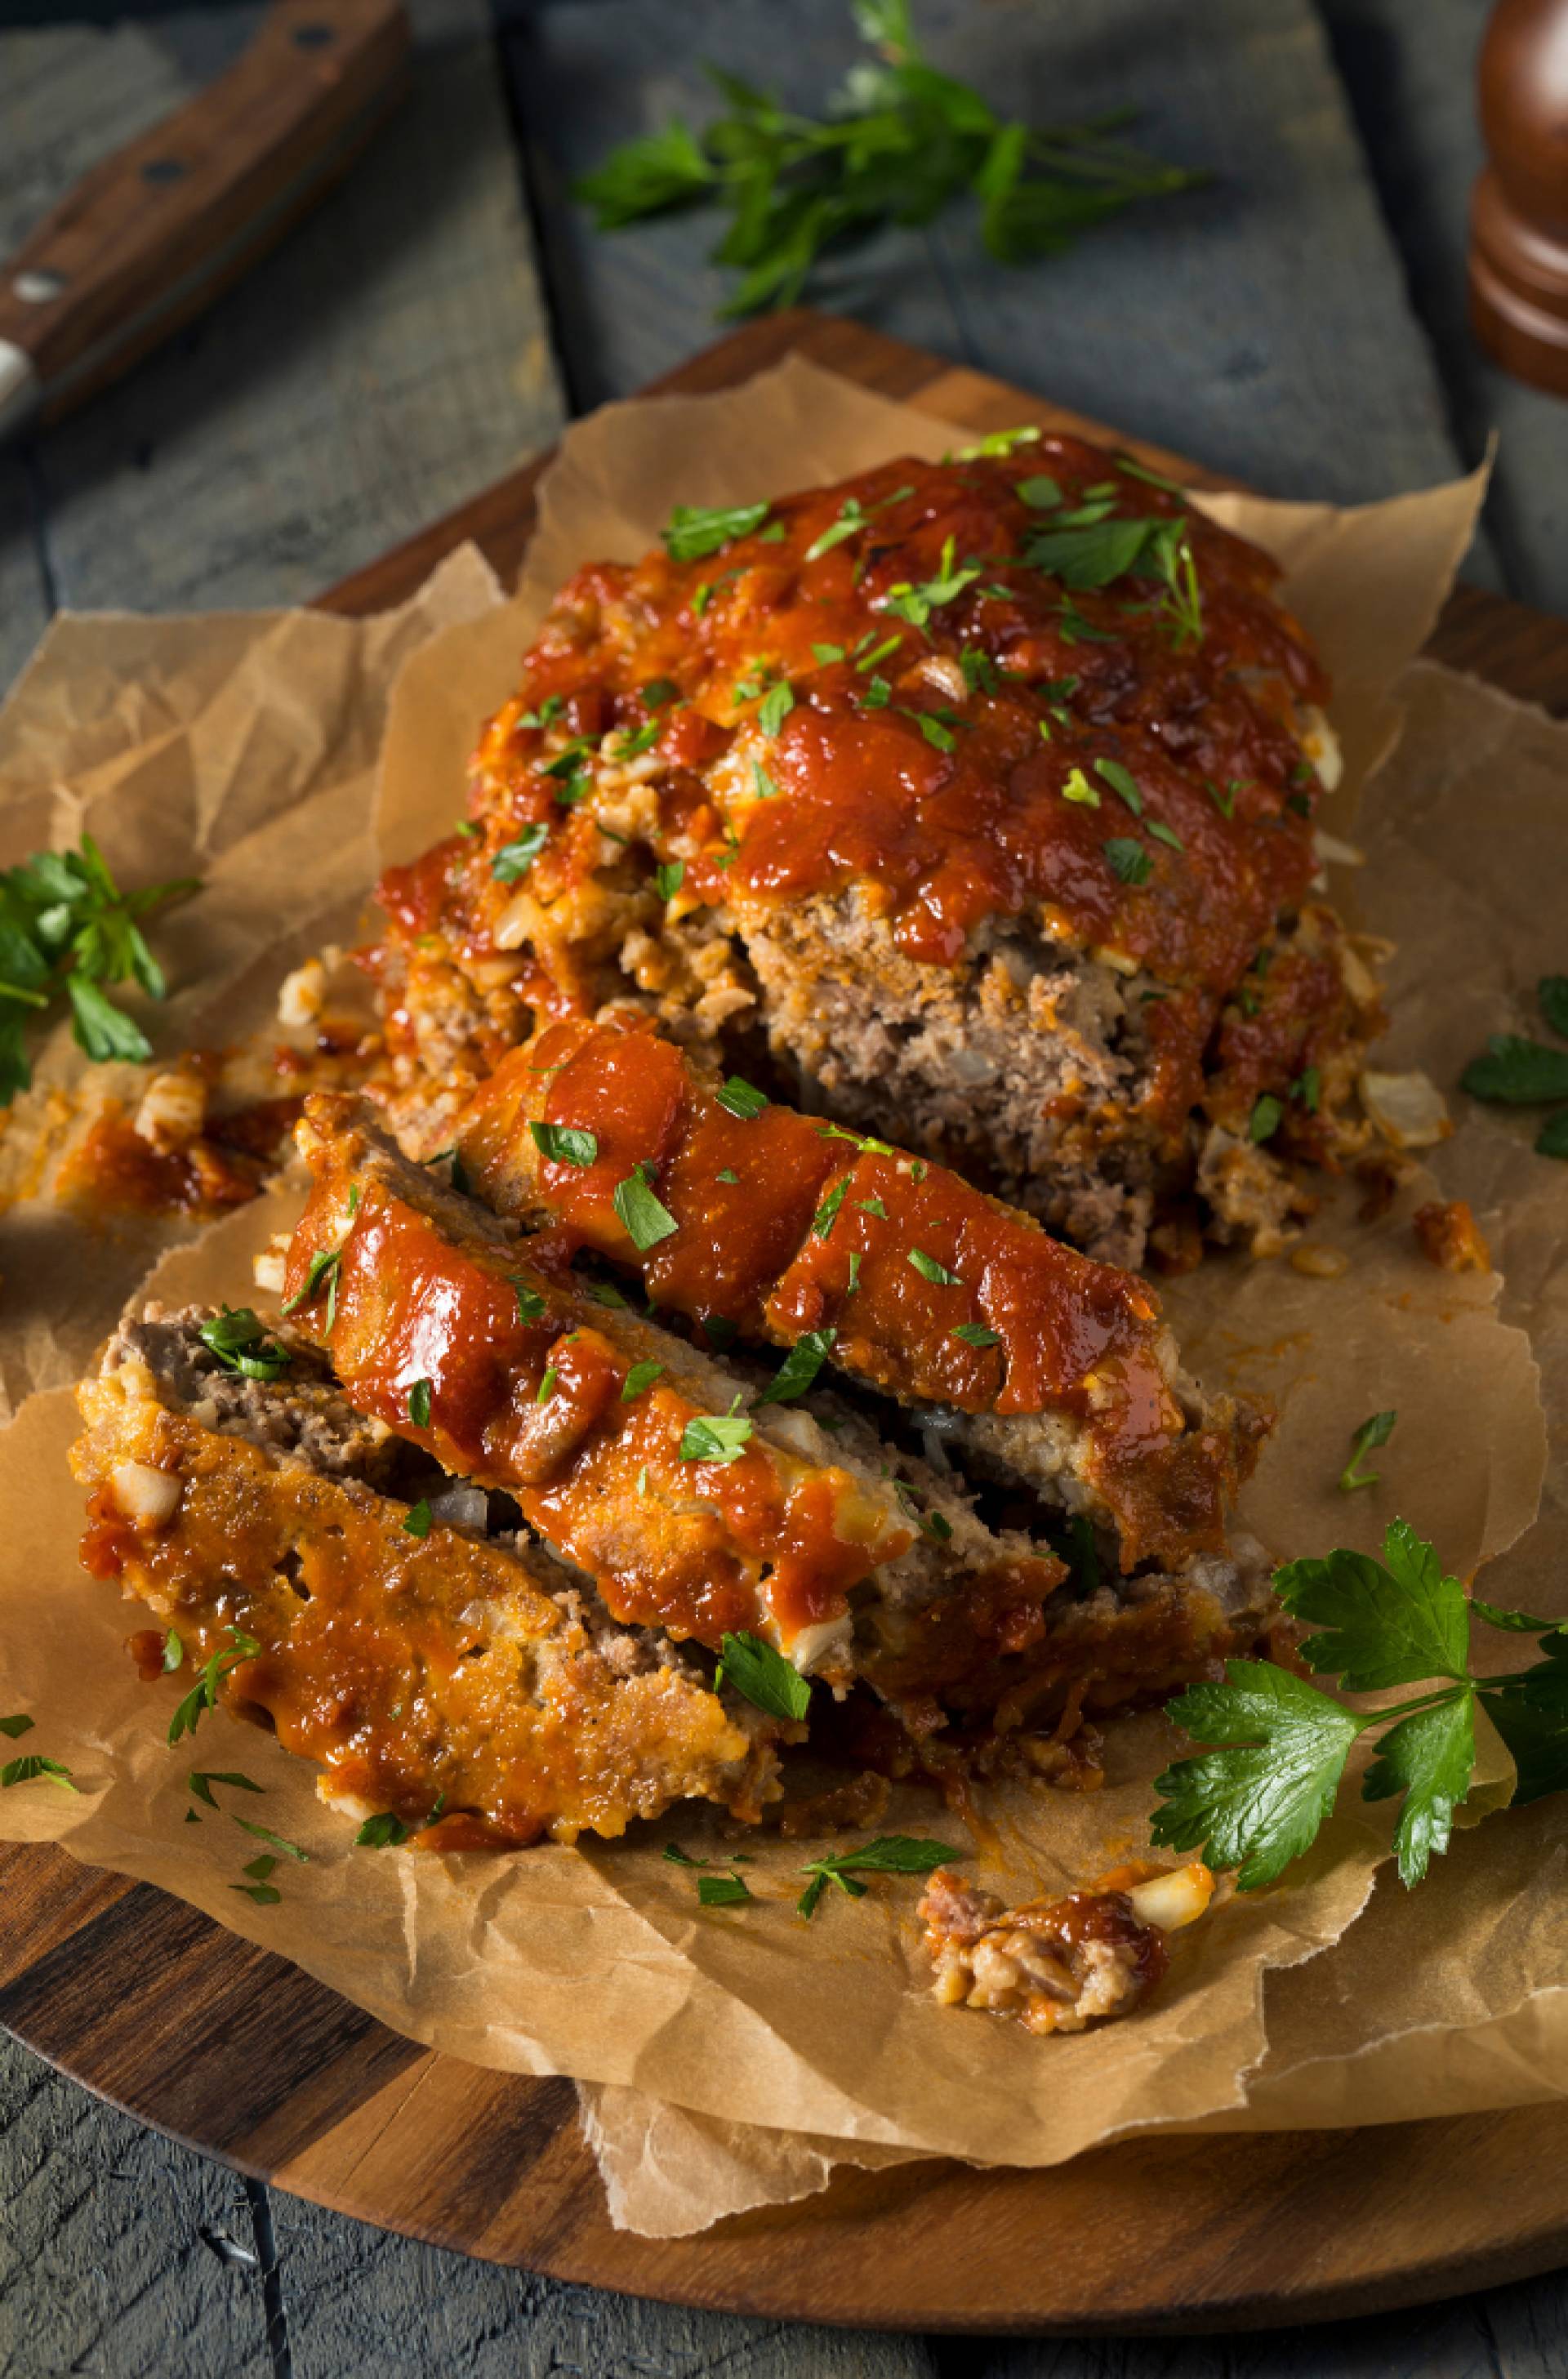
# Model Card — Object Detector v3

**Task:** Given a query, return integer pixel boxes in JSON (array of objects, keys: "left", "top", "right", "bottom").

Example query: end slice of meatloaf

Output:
[
  {"left": 453, "top": 1013, "right": 1269, "bottom": 1574},
  {"left": 282, "top": 1096, "right": 1276, "bottom": 1738},
  {"left": 72, "top": 1305, "right": 788, "bottom": 1843},
  {"left": 372, "top": 441, "right": 1382, "bottom": 1265}
]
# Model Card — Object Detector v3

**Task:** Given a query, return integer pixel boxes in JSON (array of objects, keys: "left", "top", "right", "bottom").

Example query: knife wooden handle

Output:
[{"left": 0, "top": 0, "right": 410, "bottom": 421}]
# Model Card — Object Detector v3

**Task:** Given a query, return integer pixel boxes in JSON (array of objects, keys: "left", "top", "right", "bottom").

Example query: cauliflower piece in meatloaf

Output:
[{"left": 373, "top": 441, "right": 1382, "bottom": 1265}]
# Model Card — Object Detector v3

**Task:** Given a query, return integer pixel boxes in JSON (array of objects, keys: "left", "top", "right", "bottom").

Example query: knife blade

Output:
[{"left": 0, "top": 0, "right": 410, "bottom": 443}]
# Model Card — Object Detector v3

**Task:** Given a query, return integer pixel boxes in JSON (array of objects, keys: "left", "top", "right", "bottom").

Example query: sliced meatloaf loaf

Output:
[
  {"left": 72, "top": 1307, "right": 786, "bottom": 1843},
  {"left": 277, "top": 1094, "right": 1275, "bottom": 1734},
  {"left": 373, "top": 439, "right": 1380, "bottom": 1266}
]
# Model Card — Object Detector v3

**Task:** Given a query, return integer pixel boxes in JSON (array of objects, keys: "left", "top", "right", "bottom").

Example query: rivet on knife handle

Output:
[{"left": 0, "top": 0, "right": 411, "bottom": 434}]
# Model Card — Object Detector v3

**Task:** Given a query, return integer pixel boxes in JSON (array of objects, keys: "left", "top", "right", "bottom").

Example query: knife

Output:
[{"left": 0, "top": 0, "right": 410, "bottom": 443}]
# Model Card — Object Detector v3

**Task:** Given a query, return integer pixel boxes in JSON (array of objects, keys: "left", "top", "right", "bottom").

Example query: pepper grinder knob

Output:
[{"left": 1470, "top": 0, "right": 1568, "bottom": 393}]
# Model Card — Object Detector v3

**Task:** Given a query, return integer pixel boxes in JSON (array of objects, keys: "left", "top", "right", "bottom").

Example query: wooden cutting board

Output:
[{"left": 5, "top": 310, "right": 1567, "bottom": 2337}]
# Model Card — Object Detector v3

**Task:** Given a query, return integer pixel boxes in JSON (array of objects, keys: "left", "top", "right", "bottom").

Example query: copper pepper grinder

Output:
[{"left": 1470, "top": 0, "right": 1568, "bottom": 394}]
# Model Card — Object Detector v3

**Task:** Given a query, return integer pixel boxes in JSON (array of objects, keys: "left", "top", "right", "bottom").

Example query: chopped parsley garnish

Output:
[
  {"left": 907, "top": 1248, "right": 963, "bottom": 1287},
  {"left": 1116, "top": 454, "right": 1186, "bottom": 495},
  {"left": 612, "top": 720, "right": 662, "bottom": 761},
  {"left": 408, "top": 1378, "right": 433, "bottom": 1429},
  {"left": 1017, "top": 474, "right": 1063, "bottom": 510},
  {"left": 403, "top": 1499, "right": 433, "bottom": 1539},
  {"left": 862, "top": 675, "right": 893, "bottom": 709},
  {"left": 715, "top": 1629, "right": 812, "bottom": 1722},
  {"left": 796, "top": 1835, "right": 957, "bottom": 1920},
  {"left": 715, "top": 1167, "right": 739, "bottom": 1184},
  {"left": 751, "top": 760, "right": 780, "bottom": 800},
  {"left": 662, "top": 501, "right": 771, "bottom": 561},
  {"left": 894, "top": 1479, "right": 954, "bottom": 1541},
  {"left": 519, "top": 694, "right": 565, "bottom": 730},
  {"left": 813, "top": 1177, "right": 850, "bottom": 1240},
  {"left": 167, "top": 1627, "right": 261, "bottom": 1745},
  {"left": 1104, "top": 836, "right": 1152, "bottom": 886},
  {"left": 1339, "top": 1409, "right": 1396, "bottom": 1494},
  {"left": 1290, "top": 1067, "right": 1321, "bottom": 1113},
  {"left": 1061, "top": 766, "right": 1099, "bottom": 807},
  {"left": 715, "top": 1075, "right": 768, "bottom": 1120},
  {"left": 621, "top": 1360, "right": 664, "bottom": 1402},
  {"left": 813, "top": 641, "right": 846, "bottom": 665},
  {"left": 857, "top": 1196, "right": 888, "bottom": 1218},
  {"left": 281, "top": 1244, "right": 341, "bottom": 1321},
  {"left": 846, "top": 1250, "right": 863, "bottom": 1294},
  {"left": 663, "top": 1843, "right": 755, "bottom": 1869},
  {"left": 697, "top": 1872, "right": 754, "bottom": 1907},
  {"left": 642, "top": 678, "right": 679, "bottom": 708},
  {"left": 700, "top": 1312, "right": 737, "bottom": 1348},
  {"left": 652, "top": 860, "right": 686, "bottom": 907},
  {"left": 1249, "top": 1094, "right": 1283, "bottom": 1143},
  {"left": 0, "top": 1714, "right": 33, "bottom": 1740},
  {"left": 529, "top": 1120, "right": 599, "bottom": 1168},
  {"left": 910, "top": 711, "right": 956, "bottom": 752},
  {"left": 1094, "top": 756, "right": 1143, "bottom": 814},
  {"left": 492, "top": 823, "right": 551, "bottom": 883},
  {"left": 536, "top": 1365, "right": 559, "bottom": 1405},
  {"left": 951, "top": 1321, "right": 1000, "bottom": 1348},
  {"left": 511, "top": 1277, "right": 547, "bottom": 1325},
  {"left": 613, "top": 1161, "right": 679, "bottom": 1250},
  {"left": 1147, "top": 818, "right": 1185, "bottom": 853},
  {"left": 1, "top": 1751, "right": 77, "bottom": 1792},
  {"left": 959, "top": 647, "right": 1001, "bottom": 695},
  {"left": 1204, "top": 777, "right": 1236, "bottom": 819},
  {"left": 880, "top": 535, "right": 980, "bottom": 629},
  {"left": 956, "top": 425, "right": 1042, "bottom": 459},
  {"left": 753, "top": 1328, "right": 836, "bottom": 1407},
  {"left": 679, "top": 1400, "right": 754, "bottom": 1463},
  {"left": 1153, "top": 1518, "right": 1568, "bottom": 1888},
  {"left": 855, "top": 634, "right": 903, "bottom": 675},
  {"left": 162, "top": 1633, "right": 183, "bottom": 1673},
  {"left": 355, "top": 1792, "right": 446, "bottom": 1850},
  {"left": 198, "top": 1306, "right": 289, "bottom": 1382},
  {"left": 1538, "top": 974, "right": 1568, "bottom": 1039},
  {"left": 583, "top": 1279, "right": 630, "bottom": 1308},
  {"left": 188, "top": 1769, "right": 264, "bottom": 1808},
  {"left": 757, "top": 682, "right": 795, "bottom": 737}
]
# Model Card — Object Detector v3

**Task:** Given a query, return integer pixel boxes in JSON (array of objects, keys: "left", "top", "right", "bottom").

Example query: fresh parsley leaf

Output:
[
  {"left": 575, "top": 118, "right": 715, "bottom": 227},
  {"left": 231, "top": 1815, "right": 309, "bottom": 1863},
  {"left": 1017, "top": 474, "right": 1063, "bottom": 509},
  {"left": 233, "top": 1882, "right": 282, "bottom": 1905},
  {"left": 357, "top": 1811, "right": 412, "bottom": 1848},
  {"left": 1103, "top": 837, "right": 1152, "bottom": 886},
  {"left": 1336, "top": 1410, "right": 1397, "bottom": 1499},
  {"left": 855, "top": 634, "right": 903, "bottom": 675},
  {"left": 655, "top": 859, "right": 685, "bottom": 901},
  {"left": 281, "top": 1244, "right": 341, "bottom": 1320},
  {"left": 813, "top": 1177, "right": 850, "bottom": 1239},
  {"left": 1147, "top": 818, "right": 1185, "bottom": 853},
  {"left": 583, "top": 1279, "right": 630, "bottom": 1309},
  {"left": 1538, "top": 974, "right": 1568, "bottom": 1040},
  {"left": 167, "top": 1627, "right": 261, "bottom": 1745},
  {"left": 1277, "top": 1515, "right": 1468, "bottom": 1689},
  {"left": 715, "top": 1629, "right": 812, "bottom": 1722},
  {"left": 0, "top": 1713, "right": 33, "bottom": 1740},
  {"left": 529, "top": 1120, "right": 599, "bottom": 1167},
  {"left": 492, "top": 823, "right": 550, "bottom": 883},
  {"left": 907, "top": 1248, "right": 963, "bottom": 1287},
  {"left": 1094, "top": 757, "right": 1143, "bottom": 813},
  {"left": 613, "top": 1161, "right": 679, "bottom": 1251},
  {"left": 956, "top": 425, "right": 1042, "bottom": 459},
  {"left": 536, "top": 1365, "right": 559, "bottom": 1405},
  {"left": 1460, "top": 1036, "right": 1568, "bottom": 1104},
  {"left": 243, "top": 1855, "right": 277, "bottom": 1881},
  {"left": 408, "top": 1378, "right": 433, "bottom": 1430},
  {"left": 1482, "top": 1668, "right": 1568, "bottom": 1806},
  {"left": 715, "top": 1076, "right": 768, "bottom": 1120},
  {"left": 1362, "top": 1691, "right": 1476, "bottom": 1888},
  {"left": 1061, "top": 767, "right": 1100, "bottom": 807},
  {"left": 1152, "top": 1660, "right": 1366, "bottom": 1890},
  {"left": 1027, "top": 515, "right": 1163, "bottom": 590},
  {"left": 198, "top": 1306, "right": 289, "bottom": 1382},
  {"left": 755, "top": 681, "right": 795, "bottom": 738},
  {"left": 951, "top": 1321, "right": 1000, "bottom": 1348},
  {"left": 511, "top": 1277, "right": 547, "bottom": 1325},
  {"left": 621, "top": 1359, "right": 664, "bottom": 1401},
  {"left": 880, "top": 535, "right": 980, "bottom": 629},
  {"left": 679, "top": 1401, "right": 754, "bottom": 1463},
  {"left": 66, "top": 973, "right": 152, "bottom": 1065},
  {"left": 813, "top": 642, "right": 846, "bottom": 665},
  {"left": 662, "top": 501, "right": 771, "bottom": 561},
  {"left": 697, "top": 1872, "right": 754, "bottom": 1907},
  {"left": 0, "top": 1753, "right": 77, "bottom": 1792},
  {"left": 753, "top": 1329, "right": 836, "bottom": 1407},
  {"left": 1290, "top": 1066, "right": 1321, "bottom": 1113},
  {"left": 1250, "top": 1094, "right": 1283, "bottom": 1144},
  {"left": 162, "top": 1631, "right": 183, "bottom": 1673},
  {"left": 1537, "top": 1111, "right": 1568, "bottom": 1161},
  {"left": 403, "top": 1499, "right": 433, "bottom": 1539},
  {"left": 796, "top": 1834, "right": 956, "bottom": 1918}
]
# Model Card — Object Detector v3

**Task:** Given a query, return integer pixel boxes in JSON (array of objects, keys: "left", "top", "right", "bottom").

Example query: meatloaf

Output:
[
  {"left": 276, "top": 1093, "right": 1275, "bottom": 1735},
  {"left": 72, "top": 1306, "right": 787, "bottom": 1843},
  {"left": 372, "top": 439, "right": 1382, "bottom": 1267}
]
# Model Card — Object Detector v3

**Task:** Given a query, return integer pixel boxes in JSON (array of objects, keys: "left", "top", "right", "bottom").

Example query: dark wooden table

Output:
[{"left": 2, "top": 2, "right": 1566, "bottom": 2372}]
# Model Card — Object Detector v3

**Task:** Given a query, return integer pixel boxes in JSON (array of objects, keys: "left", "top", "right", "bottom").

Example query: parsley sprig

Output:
[
  {"left": 0, "top": 833, "right": 198, "bottom": 1103},
  {"left": 574, "top": 0, "right": 1200, "bottom": 319},
  {"left": 1152, "top": 1520, "right": 1568, "bottom": 1889},
  {"left": 1461, "top": 974, "right": 1568, "bottom": 1159}
]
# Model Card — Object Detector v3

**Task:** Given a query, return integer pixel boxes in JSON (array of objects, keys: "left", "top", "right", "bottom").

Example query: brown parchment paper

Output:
[{"left": 0, "top": 359, "right": 1561, "bottom": 2236}]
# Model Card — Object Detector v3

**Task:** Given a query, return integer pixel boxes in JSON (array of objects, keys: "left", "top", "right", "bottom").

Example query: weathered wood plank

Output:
[
  {"left": 270, "top": 2182, "right": 938, "bottom": 2377},
  {"left": 0, "top": 2030, "right": 270, "bottom": 2377},
  {"left": 502, "top": 0, "right": 1474, "bottom": 515},
  {"left": 1320, "top": 0, "right": 1568, "bottom": 615},
  {"left": 0, "top": 0, "right": 564, "bottom": 644}
]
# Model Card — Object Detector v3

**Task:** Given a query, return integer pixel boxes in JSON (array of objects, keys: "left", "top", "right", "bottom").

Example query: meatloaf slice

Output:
[
  {"left": 72, "top": 1308, "right": 786, "bottom": 1843},
  {"left": 454, "top": 1014, "right": 1268, "bottom": 1574},
  {"left": 373, "top": 441, "right": 1381, "bottom": 1265},
  {"left": 283, "top": 1095, "right": 1275, "bottom": 1735}
]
